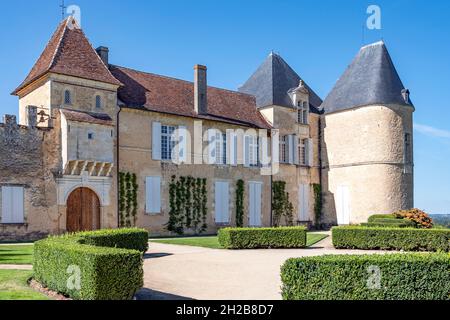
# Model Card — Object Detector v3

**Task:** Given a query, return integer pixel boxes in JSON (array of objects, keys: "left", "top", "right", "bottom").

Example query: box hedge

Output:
[
  {"left": 281, "top": 253, "right": 450, "bottom": 300},
  {"left": 332, "top": 226, "right": 450, "bottom": 252},
  {"left": 218, "top": 227, "right": 307, "bottom": 249},
  {"left": 33, "top": 228, "right": 149, "bottom": 300},
  {"left": 367, "top": 214, "right": 396, "bottom": 223},
  {"left": 361, "top": 218, "right": 416, "bottom": 228}
]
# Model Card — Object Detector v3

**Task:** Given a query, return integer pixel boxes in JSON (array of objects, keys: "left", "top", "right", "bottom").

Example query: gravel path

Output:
[{"left": 138, "top": 235, "right": 393, "bottom": 300}]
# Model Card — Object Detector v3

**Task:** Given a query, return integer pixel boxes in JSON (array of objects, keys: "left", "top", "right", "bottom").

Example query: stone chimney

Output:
[
  {"left": 96, "top": 46, "right": 109, "bottom": 66},
  {"left": 26, "top": 105, "right": 38, "bottom": 128},
  {"left": 194, "top": 65, "right": 207, "bottom": 114}
]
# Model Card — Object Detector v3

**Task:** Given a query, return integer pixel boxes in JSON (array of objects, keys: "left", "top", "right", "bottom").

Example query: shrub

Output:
[
  {"left": 367, "top": 214, "right": 397, "bottom": 223},
  {"left": 361, "top": 218, "right": 416, "bottom": 228},
  {"left": 218, "top": 227, "right": 307, "bottom": 249},
  {"left": 332, "top": 226, "right": 450, "bottom": 252},
  {"left": 34, "top": 228, "right": 149, "bottom": 300},
  {"left": 393, "top": 208, "right": 433, "bottom": 229},
  {"left": 281, "top": 253, "right": 450, "bottom": 300}
]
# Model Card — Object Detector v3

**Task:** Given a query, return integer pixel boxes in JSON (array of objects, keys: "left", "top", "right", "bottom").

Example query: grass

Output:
[
  {"left": 150, "top": 232, "right": 329, "bottom": 249},
  {"left": 0, "top": 269, "right": 48, "bottom": 300},
  {"left": 0, "top": 245, "right": 34, "bottom": 265}
]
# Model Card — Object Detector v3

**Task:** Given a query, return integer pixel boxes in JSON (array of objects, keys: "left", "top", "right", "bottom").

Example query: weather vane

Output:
[{"left": 60, "top": 0, "right": 67, "bottom": 20}]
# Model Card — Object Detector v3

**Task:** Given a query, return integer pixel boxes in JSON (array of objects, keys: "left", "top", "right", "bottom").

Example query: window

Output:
[
  {"left": 1, "top": 186, "right": 24, "bottom": 224},
  {"left": 299, "top": 138, "right": 307, "bottom": 165},
  {"left": 404, "top": 133, "right": 411, "bottom": 164},
  {"left": 297, "top": 101, "right": 309, "bottom": 125},
  {"left": 146, "top": 177, "right": 161, "bottom": 214},
  {"left": 215, "top": 181, "right": 230, "bottom": 224},
  {"left": 215, "top": 132, "right": 227, "bottom": 165},
  {"left": 161, "top": 125, "right": 176, "bottom": 160},
  {"left": 245, "top": 135, "right": 258, "bottom": 167},
  {"left": 64, "top": 90, "right": 72, "bottom": 105},
  {"left": 95, "top": 95, "right": 102, "bottom": 109},
  {"left": 280, "top": 136, "right": 288, "bottom": 163},
  {"left": 88, "top": 133, "right": 94, "bottom": 140}
]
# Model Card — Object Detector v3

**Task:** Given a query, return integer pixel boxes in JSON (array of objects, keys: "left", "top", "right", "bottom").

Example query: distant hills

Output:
[{"left": 430, "top": 214, "right": 450, "bottom": 228}]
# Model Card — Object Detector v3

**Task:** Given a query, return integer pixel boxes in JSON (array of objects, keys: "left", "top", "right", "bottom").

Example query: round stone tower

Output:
[{"left": 320, "top": 41, "right": 414, "bottom": 225}]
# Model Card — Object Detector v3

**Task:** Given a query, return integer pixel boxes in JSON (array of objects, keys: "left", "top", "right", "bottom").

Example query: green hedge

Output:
[
  {"left": 367, "top": 214, "right": 396, "bottom": 223},
  {"left": 332, "top": 226, "right": 450, "bottom": 252},
  {"left": 218, "top": 227, "right": 306, "bottom": 249},
  {"left": 34, "top": 228, "right": 149, "bottom": 300},
  {"left": 361, "top": 218, "right": 416, "bottom": 228},
  {"left": 281, "top": 253, "right": 450, "bottom": 300}
]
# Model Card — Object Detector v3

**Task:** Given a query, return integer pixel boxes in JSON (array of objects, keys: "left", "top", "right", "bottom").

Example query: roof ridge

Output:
[
  {"left": 111, "top": 64, "right": 256, "bottom": 99},
  {"left": 48, "top": 18, "right": 70, "bottom": 71}
]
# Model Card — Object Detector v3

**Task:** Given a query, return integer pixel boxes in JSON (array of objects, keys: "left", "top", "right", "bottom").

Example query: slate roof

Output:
[
  {"left": 321, "top": 41, "right": 413, "bottom": 114},
  {"left": 110, "top": 65, "right": 271, "bottom": 129},
  {"left": 12, "top": 17, "right": 121, "bottom": 95},
  {"left": 238, "top": 53, "right": 323, "bottom": 113},
  {"left": 60, "top": 109, "right": 114, "bottom": 126}
]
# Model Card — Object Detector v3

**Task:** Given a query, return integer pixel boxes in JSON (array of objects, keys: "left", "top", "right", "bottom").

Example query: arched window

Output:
[
  {"left": 95, "top": 95, "right": 102, "bottom": 109},
  {"left": 64, "top": 90, "right": 72, "bottom": 105}
]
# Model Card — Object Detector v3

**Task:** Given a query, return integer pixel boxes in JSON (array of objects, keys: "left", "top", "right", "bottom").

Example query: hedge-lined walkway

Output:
[{"left": 139, "top": 235, "right": 395, "bottom": 300}]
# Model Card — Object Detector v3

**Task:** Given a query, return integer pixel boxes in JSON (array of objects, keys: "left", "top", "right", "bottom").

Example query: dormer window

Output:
[
  {"left": 297, "top": 101, "right": 309, "bottom": 125},
  {"left": 95, "top": 95, "right": 102, "bottom": 109},
  {"left": 64, "top": 90, "right": 72, "bottom": 105}
]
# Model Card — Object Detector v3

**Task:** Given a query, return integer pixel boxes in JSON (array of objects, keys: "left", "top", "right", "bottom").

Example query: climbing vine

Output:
[
  {"left": 166, "top": 175, "right": 208, "bottom": 235},
  {"left": 235, "top": 180, "right": 244, "bottom": 228},
  {"left": 272, "top": 181, "right": 294, "bottom": 227},
  {"left": 119, "top": 172, "right": 139, "bottom": 227},
  {"left": 313, "top": 184, "right": 322, "bottom": 227}
]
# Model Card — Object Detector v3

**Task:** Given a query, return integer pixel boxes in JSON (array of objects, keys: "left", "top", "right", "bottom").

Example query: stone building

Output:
[{"left": 0, "top": 17, "right": 414, "bottom": 240}]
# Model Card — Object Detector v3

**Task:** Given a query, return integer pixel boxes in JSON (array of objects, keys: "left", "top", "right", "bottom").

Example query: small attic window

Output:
[
  {"left": 95, "top": 95, "right": 102, "bottom": 109},
  {"left": 64, "top": 90, "right": 72, "bottom": 105}
]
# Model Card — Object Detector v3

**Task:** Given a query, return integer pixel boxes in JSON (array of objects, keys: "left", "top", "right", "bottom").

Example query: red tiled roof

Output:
[
  {"left": 60, "top": 109, "right": 114, "bottom": 126},
  {"left": 12, "top": 17, "right": 121, "bottom": 95},
  {"left": 110, "top": 65, "right": 271, "bottom": 129}
]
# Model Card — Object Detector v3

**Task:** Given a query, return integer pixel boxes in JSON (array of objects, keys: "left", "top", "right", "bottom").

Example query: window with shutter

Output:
[
  {"left": 215, "top": 181, "right": 230, "bottom": 224},
  {"left": 1, "top": 186, "right": 24, "bottom": 224}
]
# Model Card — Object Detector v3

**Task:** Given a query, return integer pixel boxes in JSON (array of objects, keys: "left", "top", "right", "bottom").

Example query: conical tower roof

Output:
[
  {"left": 239, "top": 53, "right": 322, "bottom": 112},
  {"left": 321, "top": 41, "right": 413, "bottom": 114}
]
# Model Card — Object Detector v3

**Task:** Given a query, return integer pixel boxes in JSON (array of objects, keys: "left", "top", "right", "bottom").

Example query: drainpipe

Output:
[{"left": 116, "top": 106, "right": 122, "bottom": 229}]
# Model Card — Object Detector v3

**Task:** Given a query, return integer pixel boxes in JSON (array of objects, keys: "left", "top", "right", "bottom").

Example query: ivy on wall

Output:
[
  {"left": 235, "top": 180, "right": 245, "bottom": 227},
  {"left": 313, "top": 184, "right": 322, "bottom": 226},
  {"left": 119, "top": 172, "right": 139, "bottom": 227},
  {"left": 272, "top": 181, "right": 294, "bottom": 227},
  {"left": 166, "top": 175, "right": 208, "bottom": 235}
]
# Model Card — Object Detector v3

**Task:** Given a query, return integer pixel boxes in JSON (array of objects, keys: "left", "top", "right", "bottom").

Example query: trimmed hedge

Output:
[
  {"left": 281, "top": 253, "right": 450, "bottom": 300},
  {"left": 367, "top": 214, "right": 396, "bottom": 223},
  {"left": 332, "top": 226, "right": 450, "bottom": 252},
  {"left": 34, "top": 228, "right": 149, "bottom": 300},
  {"left": 361, "top": 218, "right": 416, "bottom": 228},
  {"left": 218, "top": 227, "right": 306, "bottom": 249}
]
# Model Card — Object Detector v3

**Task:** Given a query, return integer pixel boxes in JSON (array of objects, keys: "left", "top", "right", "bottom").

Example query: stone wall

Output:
[{"left": 0, "top": 107, "right": 61, "bottom": 241}]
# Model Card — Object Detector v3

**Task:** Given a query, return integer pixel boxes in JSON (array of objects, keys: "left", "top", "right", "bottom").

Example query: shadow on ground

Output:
[
  {"left": 136, "top": 288, "right": 193, "bottom": 300},
  {"left": 144, "top": 253, "right": 173, "bottom": 259}
]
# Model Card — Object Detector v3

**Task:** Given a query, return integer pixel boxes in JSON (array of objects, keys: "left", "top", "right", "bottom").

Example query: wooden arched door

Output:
[{"left": 66, "top": 188, "right": 101, "bottom": 232}]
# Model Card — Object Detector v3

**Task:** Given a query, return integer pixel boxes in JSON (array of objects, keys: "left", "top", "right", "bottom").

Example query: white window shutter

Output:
[
  {"left": 227, "top": 131, "right": 237, "bottom": 166},
  {"left": 178, "top": 126, "right": 187, "bottom": 163},
  {"left": 244, "top": 136, "right": 250, "bottom": 167},
  {"left": 307, "top": 138, "right": 314, "bottom": 167},
  {"left": 152, "top": 122, "right": 162, "bottom": 161},
  {"left": 146, "top": 177, "right": 161, "bottom": 214},
  {"left": 208, "top": 129, "right": 217, "bottom": 164},
  {"left": 293, "top": 135, "right": 299, "bottom": 165},
  {"left": 288, "top": 135, "right": 294, "bottom": 164},
  {"left": 215, "top": 181, "right": 229, "bottom": 223},
  {"left": 1, "top": 187, "right": 24, "bottom": 224}
]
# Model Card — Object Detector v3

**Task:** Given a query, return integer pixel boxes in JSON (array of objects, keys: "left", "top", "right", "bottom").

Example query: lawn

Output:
[
  {"left": 150, "top": 233, "right": 328, "bottom": 249},
  {"left": 0, "top": 245, "right": 34, "bottom": 265},
  {"left": 0, "top": 269, "right": 48, "bottom": 300}
]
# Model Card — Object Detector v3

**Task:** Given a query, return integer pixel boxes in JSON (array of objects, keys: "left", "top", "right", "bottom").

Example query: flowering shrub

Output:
[{"left": 393, "top": 208, "right": 433, "bottom": 229}]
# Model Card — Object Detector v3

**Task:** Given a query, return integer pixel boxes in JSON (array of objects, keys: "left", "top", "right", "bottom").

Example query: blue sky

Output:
[{"left": 1, "top": 0, "right": 449, "bottom": 214}]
